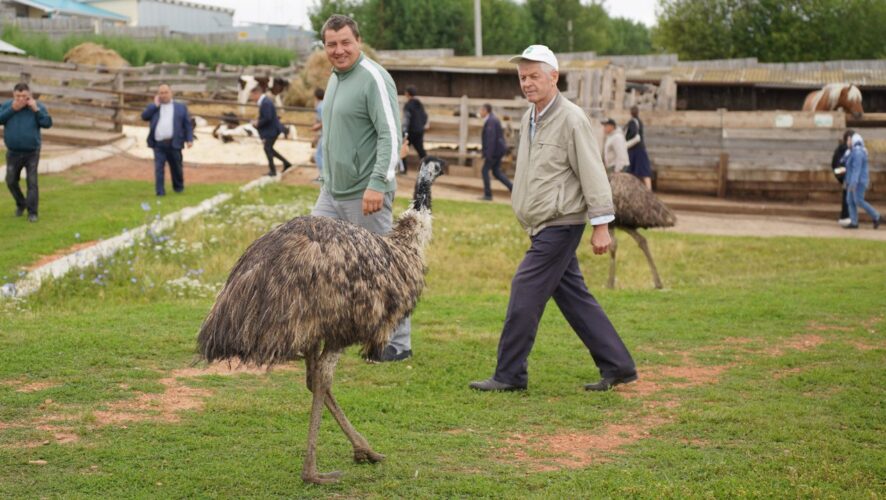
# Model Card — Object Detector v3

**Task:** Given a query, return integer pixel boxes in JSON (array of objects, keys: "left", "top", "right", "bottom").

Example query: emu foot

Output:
[
  {"left": 354, "top": 448, "right": 385, "bottom": 463},
  {"left": 302, "top": 470, "right": 343, "bottom": 485}
]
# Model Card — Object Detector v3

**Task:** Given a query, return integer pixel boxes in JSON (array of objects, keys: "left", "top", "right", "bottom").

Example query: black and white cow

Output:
[{"left": 237, "top": 75, "right": 290, "bottom": 113}]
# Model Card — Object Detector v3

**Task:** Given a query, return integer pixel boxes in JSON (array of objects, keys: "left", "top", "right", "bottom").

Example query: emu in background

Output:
[{"left": 608, "top": 172, "right": 677, "bottom": 289}]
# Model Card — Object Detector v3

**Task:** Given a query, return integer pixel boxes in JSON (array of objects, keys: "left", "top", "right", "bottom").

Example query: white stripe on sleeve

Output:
[{"left": 360, "top": 59, "right": 399, "bottom": 182}]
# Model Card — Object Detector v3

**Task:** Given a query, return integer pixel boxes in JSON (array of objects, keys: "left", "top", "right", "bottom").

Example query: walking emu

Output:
[
  {"left": 608, "top": 172, "right": 676, "bottom": 289},
  {"left": 197, "top": 157, "right": 445, "bottom": 484}
]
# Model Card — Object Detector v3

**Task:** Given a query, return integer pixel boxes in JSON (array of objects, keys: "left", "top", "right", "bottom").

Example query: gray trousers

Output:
[
  {"left": 494, "top": 224, "right": 635, "bottom": 387},
  {"left": 312, "top": 187, "right": 412, "bottom": 352}
]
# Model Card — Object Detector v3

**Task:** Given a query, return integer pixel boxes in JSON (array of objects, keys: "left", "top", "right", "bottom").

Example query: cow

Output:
[{"left": 237, "top": 75, "right": 290, "bottom": 115}]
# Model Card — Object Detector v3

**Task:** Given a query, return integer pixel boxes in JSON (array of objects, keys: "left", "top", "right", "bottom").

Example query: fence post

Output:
[
  {"left": 19, "top": 72, "right": 31, "bottom": 84},
  {"left": 458, "top": 94, "right": 469, "bottom": 166},
  {"left": 717, "top": 107, "right": 727, "bottom": 197},
  {"left": 113, "top": 72, "right": 124, "bottom": 133}
]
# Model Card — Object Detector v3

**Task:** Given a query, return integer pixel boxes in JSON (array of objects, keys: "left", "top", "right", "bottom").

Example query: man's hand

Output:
[
  {"left": 362, "top": 189, "right": 384, "bottom": 216},
  {"left": 153, "top": 95, "right": 160, "bottom": 106},
  {"left": 590, "top": 224, "right": 611, "bottom": 255},
  {"left": 185, "top": 142, "right": 193, "bottom": 149},
  {"left": 27, "top": 97, "right": 38, "bottom": 112},
  {"left": 11, "top": 98, "right": 25, "bottom": 111}
]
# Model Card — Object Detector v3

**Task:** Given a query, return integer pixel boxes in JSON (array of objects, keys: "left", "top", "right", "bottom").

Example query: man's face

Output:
[
  {"left": 518, "top": 62, "right": 558, "bottom": 105},
  {"left": 604, "top": 124, "right": 614, "bottom": 135},
  {"left": 13, "top": 89, "right": 30, "bottom": 105},
  {"left": 250, "top": 89, "right": 262, "bottom": 103},
  {"left": 324, "top": 26, "right": 362, "bottom": 71},
  {"left": 479, "top": 106, "right": 488, "bottom": 118},
  {"left": 157, "top": 85, "right": 172, "bottom": 104}
]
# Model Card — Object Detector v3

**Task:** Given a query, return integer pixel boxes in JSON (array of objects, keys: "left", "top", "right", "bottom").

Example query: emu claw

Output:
[
  {"left": 302, "top": 470, "right": 342, "bottom": 484},
  {"left": 354, "top": 449, "right": 385, "bottom": 463}
]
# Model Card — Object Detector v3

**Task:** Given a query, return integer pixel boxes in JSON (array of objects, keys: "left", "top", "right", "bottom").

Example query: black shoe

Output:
[
  {"left": 366, "top": 345, "right": 412, "bottom": 363},
  {"left": 27, "top": 214, "right": 38, "bottom": 223},
  {"left": 469, "top": 377, "right": 526, "bottom": 392},
  {"left": 843, "top": 224, "right": 859, "bottom": 229},
  {"left": 14, "top": 207, "right": 24, "bottom": 217},
  {"left": 282, "top": 163, "right": 293, "bottom": 172},
  {"left": 584, "top": 373, "right": 638, "bottom": 391},
  {"left": 874, "top": 217, "right": 881, "bottom": 230},
  {"left": 266, "top": 171, "right": 277, "bottom": 177},
  {"left": 478, "top": 196, "right": 492, "bottom": 201}
]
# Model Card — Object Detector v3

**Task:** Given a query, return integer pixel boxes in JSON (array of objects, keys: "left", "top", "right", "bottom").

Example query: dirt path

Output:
[{"left": 60, "top": 155, "right": 885, "bottom": 241}]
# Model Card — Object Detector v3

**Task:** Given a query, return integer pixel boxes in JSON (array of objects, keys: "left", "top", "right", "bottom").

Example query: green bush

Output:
[{"left": 1, "top": 25, "right": 295, "bottom": 66}]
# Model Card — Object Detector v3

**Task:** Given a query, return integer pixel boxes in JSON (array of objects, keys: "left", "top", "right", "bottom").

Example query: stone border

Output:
[{"left": 5, "top": 173, "right": 279, "bottom": 298}]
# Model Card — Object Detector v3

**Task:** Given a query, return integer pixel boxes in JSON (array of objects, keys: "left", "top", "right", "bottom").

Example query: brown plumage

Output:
[
  {"left": 197, "top": 157, "right": 445, "bottom": 484},
  {"left": 608, "top": 172, "right": 676, "bottom": 289}
]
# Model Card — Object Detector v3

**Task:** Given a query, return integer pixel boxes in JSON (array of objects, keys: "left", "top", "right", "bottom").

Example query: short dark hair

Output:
[
  {"left": 13, "top": 82, "right": 29, "bottom": 93},
  {"left": 405, "top": 85, "right": 417, "bottom": 97},
  {"left": 843, "top": 129, "right": 855, "bottom": 142},
  {"left": 314, "top": 87, "right": 325, "bottom": 100},
  {"left": 482, "top": 103, "right": 492, "bottom": 113},
  {"left": 630, "top": 105, "right": 639, "bottom": 117},
  {"left": 250, "top": 85, "right": 263, "bottom": 94},
  {"left": 321, "top": 14, "right": 360, "bottom": 43}
]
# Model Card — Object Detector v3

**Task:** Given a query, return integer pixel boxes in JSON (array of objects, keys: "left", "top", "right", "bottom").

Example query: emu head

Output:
[{"left": 411, "top": 156, "right": 446, "bottom": 211}]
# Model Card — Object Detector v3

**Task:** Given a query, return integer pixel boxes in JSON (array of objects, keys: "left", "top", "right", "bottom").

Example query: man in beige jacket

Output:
[{"left": 469, "top": 45, "right": 637, "bottom": 392}]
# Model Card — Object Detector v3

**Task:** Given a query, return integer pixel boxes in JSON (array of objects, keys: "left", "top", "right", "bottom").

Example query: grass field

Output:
[{"left": 1, "top": 182, "right": 884, "bottom": 498}]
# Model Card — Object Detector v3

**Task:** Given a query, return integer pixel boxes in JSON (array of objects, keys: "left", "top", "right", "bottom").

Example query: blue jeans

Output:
[
  {"left": 153, "top": 143, "right": 183, "bottom": 195},
  {"left": 847, "top": 183, "right": 880, "bottom": 226}
]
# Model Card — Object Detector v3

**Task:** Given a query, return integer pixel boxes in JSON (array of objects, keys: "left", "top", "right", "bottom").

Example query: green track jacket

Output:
[{"left": 321, "top": 53, "right": 401, "bottom": 200}]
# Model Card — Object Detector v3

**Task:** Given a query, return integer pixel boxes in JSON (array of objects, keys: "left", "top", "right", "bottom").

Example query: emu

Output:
[
  {"left": 197, "top": 157, "right": 445, "bottom": 484},
  {"left": 608, "top": 172, "right": 676, "bottom": 289}
]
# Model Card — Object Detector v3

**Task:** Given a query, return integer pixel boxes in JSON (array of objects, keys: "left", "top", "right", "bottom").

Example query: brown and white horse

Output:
[{"left": 803, "top": 83, "right": 864, "bottom": 118}]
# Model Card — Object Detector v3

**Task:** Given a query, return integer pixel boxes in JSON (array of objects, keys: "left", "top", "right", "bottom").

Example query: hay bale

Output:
[
  {"left": 64, "top": 43, "right": 129, "bottom": 69},
  {"left": 284, "top": 45, "right": 380, "bottom": 107}
]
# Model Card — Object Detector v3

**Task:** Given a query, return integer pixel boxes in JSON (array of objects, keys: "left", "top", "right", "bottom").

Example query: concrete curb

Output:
[
  {"left": 4, "top": 172, "right": 281, "bottom": 298},
  {"left": 0, "top": 136, "right": 136, "bottom": 178}
]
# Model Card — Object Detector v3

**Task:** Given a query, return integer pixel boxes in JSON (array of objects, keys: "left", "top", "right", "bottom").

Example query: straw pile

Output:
[{"left": 63, "top": 43, "right": 129, "bottom": 69}]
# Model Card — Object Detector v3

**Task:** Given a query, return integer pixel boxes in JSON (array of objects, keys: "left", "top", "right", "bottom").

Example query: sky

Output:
[{"left": 197, "top": 0, "right": 659, "bottom": 30}]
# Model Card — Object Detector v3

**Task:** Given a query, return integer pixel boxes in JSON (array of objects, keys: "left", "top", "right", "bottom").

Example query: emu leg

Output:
[
  {"left": 324, "top": 390, "right": 385, "bottom": 464},
  {"left": 623, "top": 227, "right": 664, "bottom": 289},
  {"left": 301, "top": 349, "right": 343, "bottom": 485},
  {"left": 607, "top": 227, "right": 619, "bottom": 289}
]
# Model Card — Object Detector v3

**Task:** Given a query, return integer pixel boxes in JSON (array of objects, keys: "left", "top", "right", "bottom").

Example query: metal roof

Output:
[
  {"left": 12, "top": 0, "right": 129, "bottom": 22},
  {"left": 626, "top": 64, "right": 886, "bottom": 87},
  {"left": 0, "top": 40, "right": 26, "bottom": 55},
  {"left": 376, "top": 55, "right": 611, "bottom": 74}
]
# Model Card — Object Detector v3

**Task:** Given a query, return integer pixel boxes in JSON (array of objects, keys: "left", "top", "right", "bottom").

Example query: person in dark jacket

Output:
[
  {"left": 1, "top": 82, "right": 52, "bottom": 222},
  {"left": 401, "top": 85, "right": 427, "bottom": 173},
  {"left": 250, "top": 85, "right": 292, "bottom": 177},
  {"left": 624, "top": 105, "right": 652, "bottom": 190},
  {"left": 831, "top": 132, "right": 850, "bottom": 225},
  {"left": 141, "top": 84, "right": 193, "bottom": 196},
  {"left": 479, "top": 103, "right": 512, "bottom": 200}
]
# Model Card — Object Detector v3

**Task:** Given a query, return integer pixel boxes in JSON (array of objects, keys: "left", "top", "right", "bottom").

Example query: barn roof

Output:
[
  {"left": 376, "top": 55, "right": 611, "bottom": 74},
  {"left": 627, "top": 62, "right": 886, "bottom": 88}
]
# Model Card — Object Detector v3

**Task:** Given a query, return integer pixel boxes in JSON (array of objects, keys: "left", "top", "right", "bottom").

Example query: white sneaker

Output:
[{"left": 838, "top": 218, "right": 851, "bottom": 226}]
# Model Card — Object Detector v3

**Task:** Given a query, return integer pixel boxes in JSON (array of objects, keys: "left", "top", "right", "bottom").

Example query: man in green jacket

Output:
[
  {"left": 470, "top": 45, "right": 636, "bottom": 392},
  {"left": 311, "top": 14, "right": 412, "bottom": 362},
  {"left": 1, "top": 82, "right": 52, "bottom": 223}
]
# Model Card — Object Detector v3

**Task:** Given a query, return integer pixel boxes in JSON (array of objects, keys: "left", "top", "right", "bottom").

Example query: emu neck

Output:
[{"left": 411, "top": 178, "right": 433, "bottom": 212}]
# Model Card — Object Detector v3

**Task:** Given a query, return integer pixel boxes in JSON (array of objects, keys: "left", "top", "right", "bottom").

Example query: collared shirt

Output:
[
  {"left": 257, "top": 94, "right": 266, "bottom": 107},
  {"left": 154, "top": 101, "right": 175, "bottom": 141}
]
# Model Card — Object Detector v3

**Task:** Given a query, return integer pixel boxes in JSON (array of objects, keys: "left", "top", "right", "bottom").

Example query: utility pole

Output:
[{"left": 474, "top": 0, "right": 483, "bottom": 56}]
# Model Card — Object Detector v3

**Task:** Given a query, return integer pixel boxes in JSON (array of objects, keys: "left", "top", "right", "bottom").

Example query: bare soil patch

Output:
[{"left": 26, "top": 242, "right": 99, "bottom": 271}]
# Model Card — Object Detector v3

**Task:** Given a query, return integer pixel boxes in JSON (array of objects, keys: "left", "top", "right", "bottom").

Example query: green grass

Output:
[
  {"left": 0, "top": 174, "right": 237, "bottom": 282},
  {"left": 0, "top": 183, "right": 884, "bottom": 498},
  {"left": 1, "top": 25, "right": 296, "bottom": 66}
]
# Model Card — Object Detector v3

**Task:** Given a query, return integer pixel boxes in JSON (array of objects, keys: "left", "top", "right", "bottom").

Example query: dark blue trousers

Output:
[
  {"left": 5, "top": 150, "right": 40, "bottom": 215},
  {"left": 482, "top": 156, "right": 513, "bottom": 198},
  {"left": 494, "top": 224, "right": 635, "bottom": 387},
  {"left": 153, "top": 143, "right": 184, "bottom": 195}
]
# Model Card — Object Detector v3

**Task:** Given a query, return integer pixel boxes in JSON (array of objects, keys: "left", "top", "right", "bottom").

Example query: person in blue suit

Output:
[
  {"left": 141, "top": 84, "right": 193, "bottom": 196},
  {"left": 479, "top": 103, "right": 512, "bottom": 201},
  {"left": 249, "top": 85, "right": 292, "bottom": 176}
]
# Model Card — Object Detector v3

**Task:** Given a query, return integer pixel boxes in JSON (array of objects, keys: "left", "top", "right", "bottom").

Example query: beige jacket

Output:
[
  {"left": 511, "top": 94, "right": 614, "bottom": 236},
  {"left": 603, "top": 129, "right": 630, "bottom": 172}
]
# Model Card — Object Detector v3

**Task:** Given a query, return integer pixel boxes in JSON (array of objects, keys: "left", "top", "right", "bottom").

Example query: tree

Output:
[
  {"left": 653, "top": 0, "right": 886, "bottom": 61},
  {"left": 603, "top": 18, "right": 653, "bottom": 55},
  {"left": 525, "top": 0, "right": 610, "bottom": 53},
  {"left": 480, "top": 0, "right": 534, "bottom": 55}
]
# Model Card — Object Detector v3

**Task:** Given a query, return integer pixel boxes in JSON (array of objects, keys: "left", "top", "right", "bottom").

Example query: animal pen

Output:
[{"left": 0, "top": 52, "right": 883, "bottom": 204}]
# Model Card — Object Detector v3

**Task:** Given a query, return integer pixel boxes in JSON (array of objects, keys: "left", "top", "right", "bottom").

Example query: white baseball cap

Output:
[{"left": 508, "top": 45, "right": 559, "bottom": 72}]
